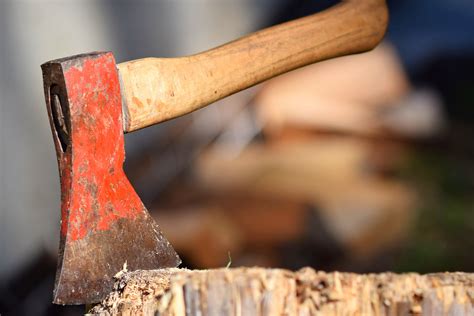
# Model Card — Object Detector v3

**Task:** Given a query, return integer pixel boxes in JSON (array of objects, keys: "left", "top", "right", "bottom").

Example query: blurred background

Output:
[{"left": 1, "top": 0, "right": 474, "bottom": 314}]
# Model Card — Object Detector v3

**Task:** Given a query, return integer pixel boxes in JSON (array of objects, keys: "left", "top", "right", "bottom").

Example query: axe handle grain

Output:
[{"left": 118, "top": 0, "right": 388, "bottom": 132}]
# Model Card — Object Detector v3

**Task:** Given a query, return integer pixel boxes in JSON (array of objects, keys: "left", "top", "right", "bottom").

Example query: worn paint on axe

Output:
[
  {"left": 42, "top": 52, "right": 180, "bottom": 305},
  {"left": 61, "top": 55, "right": 140, "bottom": 240}
]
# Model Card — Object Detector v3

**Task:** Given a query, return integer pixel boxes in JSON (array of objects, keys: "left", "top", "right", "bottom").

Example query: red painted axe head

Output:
[{"left": 41, "top": 52, "right": 180, "bottom": 305}]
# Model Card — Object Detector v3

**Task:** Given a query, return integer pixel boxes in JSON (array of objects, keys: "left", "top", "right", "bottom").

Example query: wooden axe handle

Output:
[{"left": 118, "top": 0, "right": 388, "bottom": 132}]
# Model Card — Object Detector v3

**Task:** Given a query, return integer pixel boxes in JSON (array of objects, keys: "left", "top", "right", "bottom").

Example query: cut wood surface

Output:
[{"left": 89, "top": 267, "right": 473, "bottom": 315}]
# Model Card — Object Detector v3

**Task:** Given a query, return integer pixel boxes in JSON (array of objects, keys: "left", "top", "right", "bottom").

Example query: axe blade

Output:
[{"left": 41, "top": 52, "right": 180, "bottom": 305}]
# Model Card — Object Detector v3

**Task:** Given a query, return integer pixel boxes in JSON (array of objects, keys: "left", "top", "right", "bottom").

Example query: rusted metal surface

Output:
[{"left": 41, "top": 52, "right": 180, "bottom": 305}]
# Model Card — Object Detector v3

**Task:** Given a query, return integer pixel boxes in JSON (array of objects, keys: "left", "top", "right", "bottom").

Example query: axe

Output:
[{"left": 41, "top": 0, "right": 388, "bottom": 305}]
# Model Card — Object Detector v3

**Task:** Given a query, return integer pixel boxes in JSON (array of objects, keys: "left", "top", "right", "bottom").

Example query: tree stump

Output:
[{"left": 89, "top": 267, "right": 474, "bottom": 315}]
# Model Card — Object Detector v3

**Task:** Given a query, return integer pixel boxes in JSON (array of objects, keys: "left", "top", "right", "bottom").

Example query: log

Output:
[{"left": 89, "top": 268, "right": 473, "bottom": 315}]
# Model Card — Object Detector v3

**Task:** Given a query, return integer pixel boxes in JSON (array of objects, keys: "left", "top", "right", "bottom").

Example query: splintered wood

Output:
[{"left": 89, "top": 268, "right": 473, "bottom": 315}]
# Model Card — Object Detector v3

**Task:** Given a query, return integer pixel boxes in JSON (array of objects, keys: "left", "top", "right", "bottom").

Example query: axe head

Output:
[{"left": 41, "top": 52, "right": 180, "bottom": 305}]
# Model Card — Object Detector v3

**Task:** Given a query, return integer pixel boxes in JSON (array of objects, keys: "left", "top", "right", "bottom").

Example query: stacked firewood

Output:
[{"left": 138, "top": 44, "right": 443, "bottom": 271}]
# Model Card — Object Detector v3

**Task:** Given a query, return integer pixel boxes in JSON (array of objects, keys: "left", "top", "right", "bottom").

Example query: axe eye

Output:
[{"left": 50, "top": 85, "right": 70, "bottom": 153}]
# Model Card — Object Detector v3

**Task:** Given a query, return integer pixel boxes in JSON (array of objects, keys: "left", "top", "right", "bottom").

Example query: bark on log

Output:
[{"left": 89, "top": 267, "right": 473, "bottom": 316}]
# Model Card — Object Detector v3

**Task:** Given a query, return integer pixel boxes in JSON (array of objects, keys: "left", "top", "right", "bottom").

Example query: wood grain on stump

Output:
[{"left": 89, "top": 267, "right": 473, "bottom": 315}]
